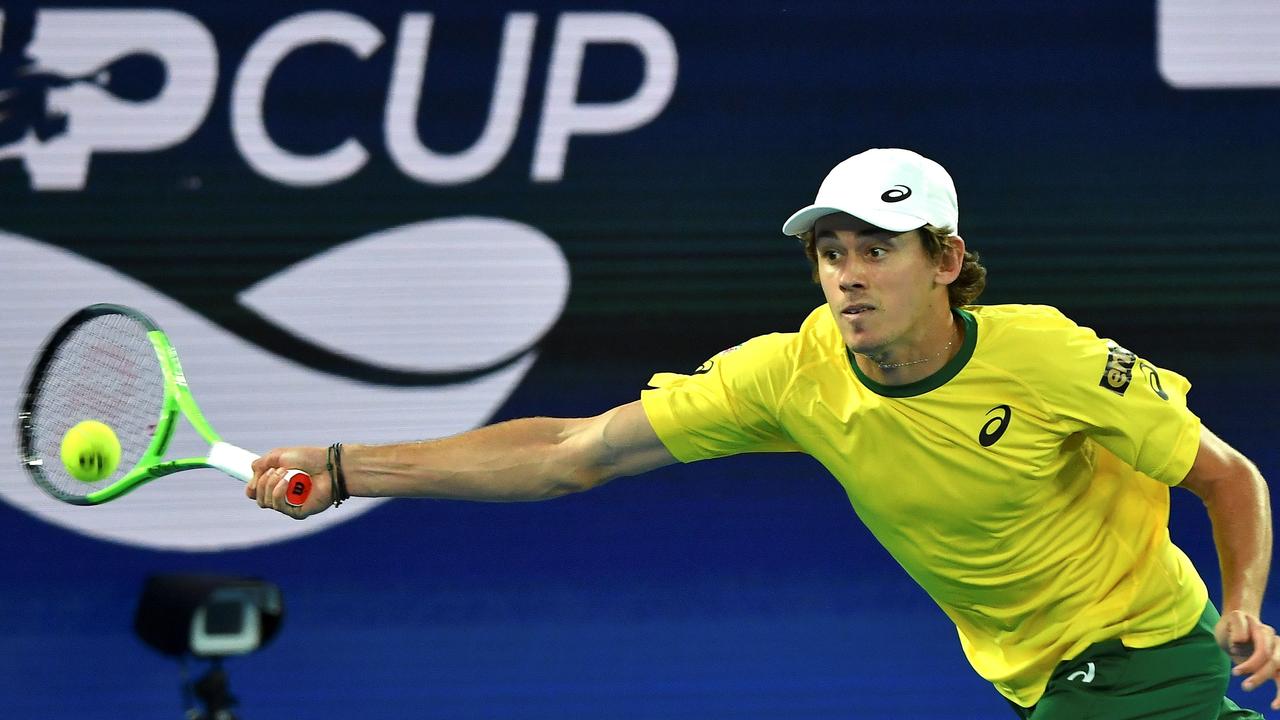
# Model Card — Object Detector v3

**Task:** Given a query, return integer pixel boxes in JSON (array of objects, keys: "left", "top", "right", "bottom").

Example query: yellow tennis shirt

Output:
[{"left": 640, "top": 303, "right": 1207, "bottom": 707}]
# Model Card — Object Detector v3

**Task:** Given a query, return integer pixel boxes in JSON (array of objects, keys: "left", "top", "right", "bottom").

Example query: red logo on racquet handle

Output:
[{"left": 282, "top": 470, "right": 312, "bottom": 507}]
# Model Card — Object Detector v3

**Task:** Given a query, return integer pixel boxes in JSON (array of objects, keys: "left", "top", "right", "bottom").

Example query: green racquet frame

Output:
[{"left": 17, "top": 303, "right": 311, "bottom": 507}]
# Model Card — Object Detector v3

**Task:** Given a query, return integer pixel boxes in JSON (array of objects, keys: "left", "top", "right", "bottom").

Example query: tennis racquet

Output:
[{"left": 16, "top": 303, "right": 311, "bottom": 506}]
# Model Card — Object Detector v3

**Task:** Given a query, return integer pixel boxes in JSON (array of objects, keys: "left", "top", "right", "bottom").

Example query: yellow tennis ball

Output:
[{"left": 60, "top": 420, "right": 121, "bottom": 483}]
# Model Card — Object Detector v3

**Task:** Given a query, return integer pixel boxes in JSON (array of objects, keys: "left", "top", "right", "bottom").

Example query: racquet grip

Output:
[{"left": 208, "top": 442, "right": 311, "bottom": 507}]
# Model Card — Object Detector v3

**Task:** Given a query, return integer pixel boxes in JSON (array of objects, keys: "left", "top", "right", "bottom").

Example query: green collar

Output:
[{"left": 846, "top": 308, "right": 977, "bottom": 398}]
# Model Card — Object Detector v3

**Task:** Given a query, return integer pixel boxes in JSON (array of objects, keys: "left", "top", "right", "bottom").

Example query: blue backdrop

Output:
[{"left": 2, "top": 1, "right": 1278, "bottom": 718}]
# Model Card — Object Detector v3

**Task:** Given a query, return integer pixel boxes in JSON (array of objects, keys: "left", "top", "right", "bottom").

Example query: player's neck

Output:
[{"left": 852, "top": 311, "right": 962, "bottom": 386}]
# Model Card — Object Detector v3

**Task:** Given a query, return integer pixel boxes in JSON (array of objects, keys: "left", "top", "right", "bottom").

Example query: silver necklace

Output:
[{"left": 855, "top": 329, "right": 956, "bottom": 370}]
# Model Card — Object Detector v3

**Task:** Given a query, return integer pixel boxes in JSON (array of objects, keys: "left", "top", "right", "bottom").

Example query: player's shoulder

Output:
[
  {"left": 966, "top": 303, "right": 1111, "bottom": 369},
  {"left": 966, "top": 303, "right": 1078, "bottom": 332},
  {"left": 704, "top": 307, "right": 837, "bottom": 377},
  {"left": 797, "top": 305, "right": 843, "bottom": 347}
]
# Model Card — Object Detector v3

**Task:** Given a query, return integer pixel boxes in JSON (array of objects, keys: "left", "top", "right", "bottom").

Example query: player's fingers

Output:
[
  {"left": 257, "top": 468, "right": 282, "bottom": 509},
  {"left": 248, "top": 451, "right": 283, "bottom": 501},
  {"left": 1269, "top": 641, "right": 1280, "bottom": 701},
  {"left": 251, "top": 449, "right": 284, "bottom": 477},
  {"left": 1241, "top": 644, "right": 1279, "bottom": 693},
  {"left": 269, "top": 469, "right": 309, "bottom": 518},
  {"left": 1235, "top": 623, "right": 1277, "bottom": 677},
  {"left": 263, "top": 470, "right": 281, "bottom": 510},
  {"left": 1241, "top": 654, "right": 1276, "bottom": 691},
  {"left": 1222, "top": 612, "right": 1255, "bottom": 663},
  {"left": 272, "top": 469, "right": 294, "bottom": 513},
  {"left": 1228, "top": 611, "right": 1253, "bottom": 645}
]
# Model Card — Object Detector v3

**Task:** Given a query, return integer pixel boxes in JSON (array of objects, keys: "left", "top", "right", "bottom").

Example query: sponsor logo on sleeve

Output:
[{"left": 1098, "top": 342, "right": 1136, "bottom": 396}]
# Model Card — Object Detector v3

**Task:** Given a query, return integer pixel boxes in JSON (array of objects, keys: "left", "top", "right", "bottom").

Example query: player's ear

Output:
[{"left": 936, "top": 234, "right": 965, "bottom": 283}]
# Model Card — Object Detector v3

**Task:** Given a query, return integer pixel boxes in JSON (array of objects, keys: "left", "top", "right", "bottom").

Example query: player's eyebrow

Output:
[
  {"left": 814, "top": 231, "right": 846, "bottom": 248},
  {"left": 815, "top": 228, "right": 900, "bottom": 246}
]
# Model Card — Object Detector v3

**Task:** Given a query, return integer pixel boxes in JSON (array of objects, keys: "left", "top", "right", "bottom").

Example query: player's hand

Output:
[
  {"left": 1216, "top": 609, "right": 1280, "bottom": 710},
  {"left": 248, "top": 446, "right": 332, "bottom": 519}
]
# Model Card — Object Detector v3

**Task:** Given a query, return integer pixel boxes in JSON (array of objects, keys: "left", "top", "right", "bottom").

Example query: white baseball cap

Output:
[{"left": 782, "top": 148, "right": 959, "bottom": 236}]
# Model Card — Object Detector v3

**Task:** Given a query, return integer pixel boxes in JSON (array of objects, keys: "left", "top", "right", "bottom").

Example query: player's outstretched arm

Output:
[
  {"left": 1178, "top": 426, "right": 1278, "bottom": 709},
  {"left": 246, "top": 400, "right": 676, "bottom": 518}
]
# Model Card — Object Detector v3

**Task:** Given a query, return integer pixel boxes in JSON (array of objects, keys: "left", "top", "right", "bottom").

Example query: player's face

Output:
[{"left": 813, "top": 213, "right": 956, "bottom": 360}]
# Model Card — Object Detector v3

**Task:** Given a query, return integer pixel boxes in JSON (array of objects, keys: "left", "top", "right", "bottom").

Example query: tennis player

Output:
[{"left": 250, "top": 148, "right": 1274, "bottom": 719}]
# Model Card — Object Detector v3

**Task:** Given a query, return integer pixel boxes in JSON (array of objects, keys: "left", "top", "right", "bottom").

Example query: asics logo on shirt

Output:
[
  {"left": 881, "top": 185, "right": 912, "bottom": 202},
  {"left": 978, "top": 404, "right": 1011, "bottom": 447},
  {"left": 691, "top": 345, "right": 740, "bottom": 375},
  {"left": 1138, "top": 361, "right": 1169, "bottom": 400}
]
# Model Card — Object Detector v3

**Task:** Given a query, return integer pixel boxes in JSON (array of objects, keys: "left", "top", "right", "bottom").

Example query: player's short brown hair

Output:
[{"left": 799, "top": 225, "right": 987, "bottom": 308}]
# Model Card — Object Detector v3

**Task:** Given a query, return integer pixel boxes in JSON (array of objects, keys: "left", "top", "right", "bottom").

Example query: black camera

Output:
[{"left": 134, "top": 574, "right": 286, "bottom": 719}]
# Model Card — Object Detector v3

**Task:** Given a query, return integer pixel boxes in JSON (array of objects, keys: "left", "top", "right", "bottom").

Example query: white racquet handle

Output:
[
  {"left": 208, "top": 442, "right": 312, "bottom": 507},
  {"left": 209, "top": 442, "right": 259, "bottom": 482}
]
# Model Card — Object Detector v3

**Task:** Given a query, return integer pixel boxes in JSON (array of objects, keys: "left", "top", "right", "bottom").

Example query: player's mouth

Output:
[{"left": 841, "top": 303, "right": 875, "bottom": 318}]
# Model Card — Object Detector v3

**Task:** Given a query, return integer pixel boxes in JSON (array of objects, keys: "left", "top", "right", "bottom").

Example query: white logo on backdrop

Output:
[
  {"left": 0, "top": 217, "right": 570, "bottom": 551},
  {"left": 0, "top": 8, "right": 678, "bottom": 189},
  {"left": 0, "top": 9, "right": 218, "bottom": 190},
  {"left": 1157, "top": 0, "right": 1280, "bottom": 88}
]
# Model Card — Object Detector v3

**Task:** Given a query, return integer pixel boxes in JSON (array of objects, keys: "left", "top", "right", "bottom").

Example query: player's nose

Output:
[{"left": 838, "top": 264, "right": 867, "bottom": 291}]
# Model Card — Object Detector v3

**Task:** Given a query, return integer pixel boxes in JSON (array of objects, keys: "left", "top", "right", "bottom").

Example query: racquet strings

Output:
[{"left": 26, "top": 312, "right": 166, "bottom": 501}]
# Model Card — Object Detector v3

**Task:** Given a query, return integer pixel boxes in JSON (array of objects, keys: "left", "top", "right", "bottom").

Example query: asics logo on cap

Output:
[{"left": 881, "top": 185, "right": 912, "bottom": 202}]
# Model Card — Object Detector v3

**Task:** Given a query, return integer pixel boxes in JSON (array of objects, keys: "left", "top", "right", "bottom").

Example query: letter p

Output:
[
  {"left": 1, "top": 10, "right": 217, "bottom": 190},
  {"left": 532, "top": 12, "right": 677, "bottom": 182}
]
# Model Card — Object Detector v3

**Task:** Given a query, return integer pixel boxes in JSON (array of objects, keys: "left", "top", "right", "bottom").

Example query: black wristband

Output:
[
  {"left": 329, "top": 442, "right": 350, "bottom": 506},
  {"left": 325, "top": 444, "right": 339, "bottom": 507}
]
